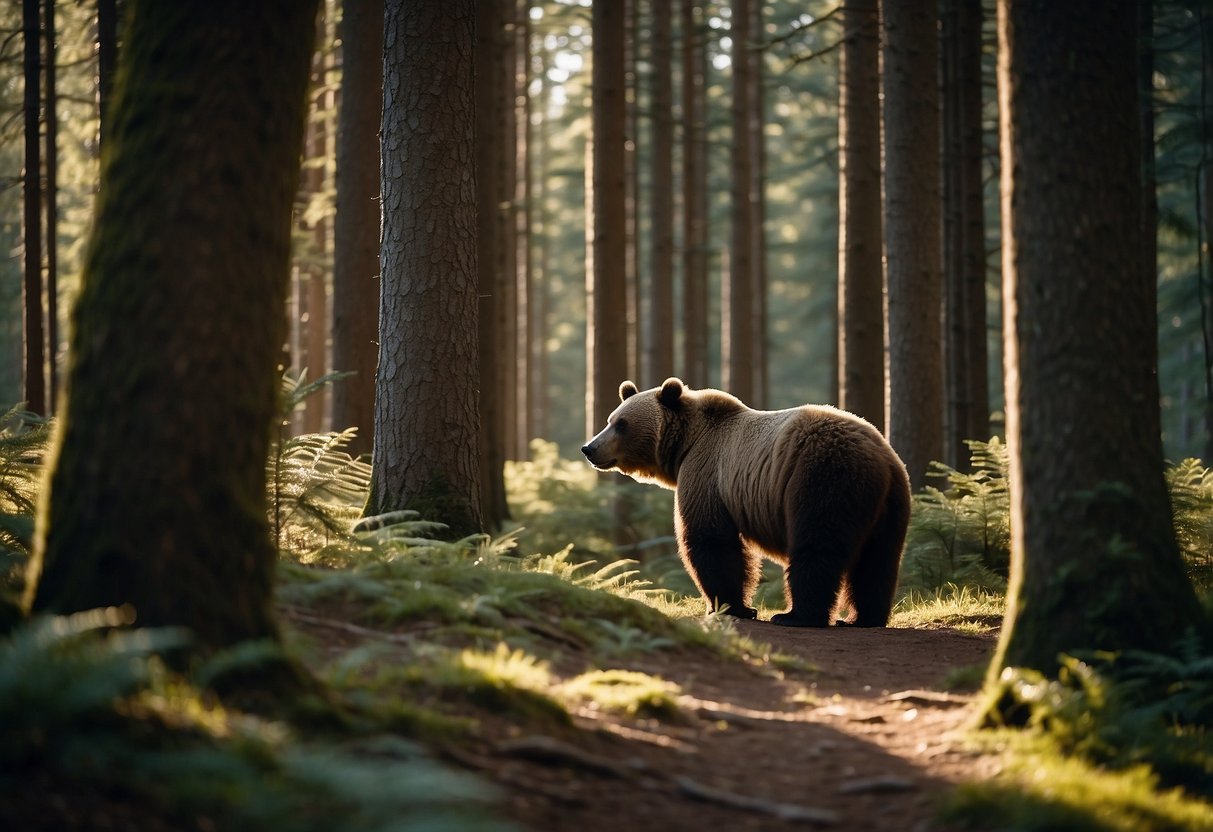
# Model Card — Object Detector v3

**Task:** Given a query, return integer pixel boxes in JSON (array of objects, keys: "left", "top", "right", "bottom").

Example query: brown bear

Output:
[{"left": 581, "top": 378, "right": 911, "bottom": 627}]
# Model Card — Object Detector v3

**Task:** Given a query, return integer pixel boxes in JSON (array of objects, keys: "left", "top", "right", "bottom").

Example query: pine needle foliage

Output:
[
  {"left": 0, "top": 407, "right": 49, "bottom": 624},
  {"left": 0, "top": 609, "right": 508, "bottom": 832}
]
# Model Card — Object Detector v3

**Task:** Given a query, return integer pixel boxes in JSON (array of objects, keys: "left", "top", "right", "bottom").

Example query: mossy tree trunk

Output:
[
  {"left": 993, "top": 0, "right": 1203, "bottom": 677},
  {"left": 27, "top": 0, "right": 320, "bottom": 658},
  {"left": 366, "top": 0, "right": 482, "bottom": 538}
]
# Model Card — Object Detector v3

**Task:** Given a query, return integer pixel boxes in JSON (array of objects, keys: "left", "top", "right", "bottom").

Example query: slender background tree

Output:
[
  {"left": 882, "top": 0, "right": 944, "bottom": 488},
  {"left": 836, "top": 0, "right": 884, "bottom": 430},
  {"left": 587, "top": 0, "right": 628, "bottom": 435},
  {"left": 331, "top": 0, "right": 383, "bottom": 458}
]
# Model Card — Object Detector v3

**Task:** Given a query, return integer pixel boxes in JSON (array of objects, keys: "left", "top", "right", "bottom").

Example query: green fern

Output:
[
  {"left": 984, "top": 635, "right": 1213, "bottom": 799},
  {"left": 1166, "top": 458, "right": 1213, "bottom": 592},
  {"left": 901, "top": 438, "right": 1011, "bottom": 594},
  {"left": 269, "top": 371, "right": 371, "bottom": 559},
  {"left": 0, "top": 610, "right": 508, "bottom": 831}
]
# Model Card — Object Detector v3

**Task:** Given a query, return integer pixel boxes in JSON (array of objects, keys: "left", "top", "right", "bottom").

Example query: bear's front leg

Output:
[{"left": 674, "top": 490, "right": 759, "bottom": 619}]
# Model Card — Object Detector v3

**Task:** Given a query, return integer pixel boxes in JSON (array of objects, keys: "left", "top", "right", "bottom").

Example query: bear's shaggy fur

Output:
[{"left": 582, "top": 378, "right": 910, "bottom": 627}]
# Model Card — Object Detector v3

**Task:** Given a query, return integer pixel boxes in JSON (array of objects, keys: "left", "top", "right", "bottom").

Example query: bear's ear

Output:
[
  {"left": 619, "top": 381, "right": 640, "bottom": 401},
  {"left": 658, "top": 377, "right": 685, "bottom": 408}
]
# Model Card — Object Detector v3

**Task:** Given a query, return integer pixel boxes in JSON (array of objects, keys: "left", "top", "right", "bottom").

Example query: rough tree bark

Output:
[
  {"left": 367, "top": 0, "right": 482, "bottom": 537},
  {"left": 993, "top": 0, "right": 1202, "bottom": 676},
  {"left": 27, "top": 0, "right": 320, "bottom": 661}
]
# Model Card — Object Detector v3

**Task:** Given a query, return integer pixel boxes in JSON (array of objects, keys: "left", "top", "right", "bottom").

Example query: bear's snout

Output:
[{"left": 580, "top": 443, "right": 593, "bottom": 459}]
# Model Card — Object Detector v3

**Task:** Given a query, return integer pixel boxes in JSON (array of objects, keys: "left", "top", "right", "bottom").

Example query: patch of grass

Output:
[
  {"left": 943, "top": 732, "right": 1213, "bottom": 832},
  {"left": 891, "top": 584, "right": 1005, "bottom": 631},
  {"left": 0, "top": 610, "right": 507, "bottom": 832},
  {"left": 560, "top": 669, "right": 684, "bottom": 721}
]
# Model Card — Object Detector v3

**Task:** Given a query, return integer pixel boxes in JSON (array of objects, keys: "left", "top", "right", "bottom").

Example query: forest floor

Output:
[{"left": 295, "top": 612, "right": 1004, "bottom": 832}]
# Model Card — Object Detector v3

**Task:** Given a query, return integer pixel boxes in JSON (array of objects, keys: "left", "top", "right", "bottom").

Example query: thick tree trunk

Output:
[
  {"left": 882, "top": 0, "right": 944, "bottom": 488},
  {"left": 942, "top": 0, "right": 989, "bottom": 470},
  {"left": 587, "top": 0, "right": 629, "bottom": 435},
  {"left": 367, "top": 0, "right": 482, "bottom": 537},
  {"left": 993, "top": 0, "right": 1202, "bottom": 676},
  {"left": 331, "top": 0, "right": 383, "bottom": 456},
  {"left": 28, "top": 0, "right": 319, "bottom": 657},
  {"left": 837, "top": 0, "right": 884, "bottom": 431}
]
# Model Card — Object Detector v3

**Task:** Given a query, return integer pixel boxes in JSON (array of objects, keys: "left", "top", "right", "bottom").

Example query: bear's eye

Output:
[{"left": 615, "top": 418, "right": 628, "bottom": 433}]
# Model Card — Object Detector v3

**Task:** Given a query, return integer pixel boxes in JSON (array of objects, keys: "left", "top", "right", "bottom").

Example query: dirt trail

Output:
[{"left": 458, "top": 622, "right": 1002, "bottom": 831}]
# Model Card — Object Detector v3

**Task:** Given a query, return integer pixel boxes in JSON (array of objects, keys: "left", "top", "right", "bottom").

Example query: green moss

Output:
[{"left": 943, "top": 735, "right": 1213, "bottom": 832}]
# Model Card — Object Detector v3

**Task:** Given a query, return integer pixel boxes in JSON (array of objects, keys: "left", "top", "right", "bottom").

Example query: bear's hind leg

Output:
[
  {"left": 676, "top": 498, "right": 758, "bottom": 619},
  {"left": 844, "top": 476, "right": 911, "bottom": 627},
  {"left": 770, "top": 488, "right": 865, "bottom": 627},
  {"left": 770, "top": 553, "right": 852, "bottom": 627}
]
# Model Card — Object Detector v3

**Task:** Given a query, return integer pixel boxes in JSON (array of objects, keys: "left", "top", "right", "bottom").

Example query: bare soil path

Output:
[{"left": 439, "top": 622, "right": 1003, "bottom": 831}]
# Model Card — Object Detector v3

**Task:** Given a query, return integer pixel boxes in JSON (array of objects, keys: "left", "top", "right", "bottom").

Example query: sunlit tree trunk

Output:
[
  {"left": 725, "top": 0, "right": 753, "bottom": 402},
  {"left": 28, "top": 0, "right": 320, "bottom": 662},
  {"left": 882, "top": 0, "right": 943, "bottom": 488},
  {"left": 681, "top": 0, "right": 709, "bottom": 388},
  {"left": 992, "top": 0, "right": 1202, "bottom": 677},
  {"left": 367, "top": 0, "right": 482, "bottom": 536},
  {"left": 332, "top": 0, "right": 382, "bottom": 455},
  {"left": 647, "top": 0, "right": 675, "bottom": 386},
  {"left": 96, "top": 0, "right": 118, "bottom": 146},
  {"left": 587, "top": 0, "right": 629, "bottom": 435},
  {"left": 837, "top": 0, "right": 884, "bottom": 431}
]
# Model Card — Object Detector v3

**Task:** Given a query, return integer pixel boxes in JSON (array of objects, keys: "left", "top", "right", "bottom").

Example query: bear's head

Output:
[{"left": 581, "top": 377, "right": 687, "bottom": 489}]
